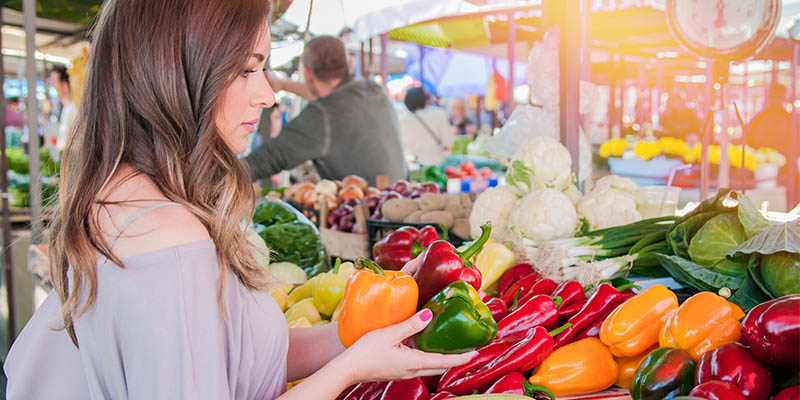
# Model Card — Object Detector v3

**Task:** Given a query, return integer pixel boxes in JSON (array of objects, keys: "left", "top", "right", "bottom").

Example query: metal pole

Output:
[
  {"left": 506, "top": 12, "right": 515, "bottom": 117},
  {"left": 608, "top": 52, "right": 617, "bottom": 138},
  {"left": 0, "top": 8, "right": 18, "bottom": 344},
  {"left": 790, "top": 43, "right": 799, "bottom": 209},
  {"left": 419, "top": 44, "right": 425, "bottom": 89},
  {"left": 380, "top": 34, "right": 388, "bottom": 87},
  {"left": 24, "top": 0, "right": 43, "bottom": 244},
  {"left": 580, "top": 0, "right": 591, "bottom": 81},
  {"left": 359, "top": 42, "right": 365, "bottom": 77},
  {"left": 556, "top": 0, "right": 581, "bottom": 178},
  {"left": 701, "top": 63, "right": 714, "bottom": 200}
]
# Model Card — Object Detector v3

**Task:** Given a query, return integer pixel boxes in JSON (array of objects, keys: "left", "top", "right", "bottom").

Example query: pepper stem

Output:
[
  {"left": 552, "top": 296, "right": 563, "bottom": 309},
  {"left": 523, "top": 381, "right": 555, "bottom": 400},
  {"left": 511, "top": 288, "right": 522, "bottom": 311},
  {"left": 410, "top": 242, "right": 425, "bottom": 257},
  {"left": 549, "top": 323, "right": 572, "bottom": 337},
  {"left": 615, "top": 283, "right": 641, "bottom": 292},
  {"left": 439, "top": 224, "right": 449, "bottom": 241},
  {"left": 333, "top": 258, "right": 342, "bottom": 274},
  {"left": 355, "top": 257, "right": 385, "bottom": 277},
  {"left": 457, "top": 222, "right": 492, "bottom": 268}
]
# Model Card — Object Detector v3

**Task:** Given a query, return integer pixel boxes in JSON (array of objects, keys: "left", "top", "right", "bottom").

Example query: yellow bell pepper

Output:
[
  {"left": 287, "top": 277, "right": 315, "bottom": 308},
  {"left": 475, "top": 241, "right": 515, "bottom": 291},
  {"left": 336, "top": 261, "right": 356, "bottom": 278},
  {"left": 599, "top": 285, "right": 678, "bottom": 357},
  {"left": 268, "top": 286, "right": 289, "bottom": 312},
  {"left": 614, "top": 345, "right": 657, "bottom": 389},
  {"left": 287, "top": 317, "right": 312, "bottom": 328},
  {"left": 529, "top": 338, "right": 619, "bottom": 397},
  {"left": 659, "top": 291, "right": 745, "bottom": 360},
  {"left": 285, "top": 298, "right": 321, "bottom": 325},
  {"left": 311, "top": 259, "right": 349, "bottom": 317}
]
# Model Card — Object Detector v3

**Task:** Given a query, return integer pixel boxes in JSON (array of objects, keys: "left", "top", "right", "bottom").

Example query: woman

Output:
[
  {"left": 398, "top": 86, "right": 454, "bottom": 165},
  {"left": 3, "top": 1, "right": 474, "bottom": 399}
]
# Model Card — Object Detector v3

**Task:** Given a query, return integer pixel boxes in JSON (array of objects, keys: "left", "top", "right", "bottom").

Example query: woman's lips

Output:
[{"left": 242, "top": 118, "right": 259, "bottom": 133}]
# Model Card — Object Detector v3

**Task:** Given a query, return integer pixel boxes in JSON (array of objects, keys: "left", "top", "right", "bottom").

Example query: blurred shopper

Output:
[
  {"left": 398, "top": 86, "right": 453, "bottom": 165},
  {"left": 747, "top": 82, "right": 799, "bottom": 195},
  {"left": 449, "top": 97, "right": 477, "bottom": 136},
  {"left": 52, "top": 65, "right": 78, "bottom": 151},
  {"left": 5, "top": 96, "right": 23, "bottom": 129},
  {"left": 245, "top": 36, "right": 407, "bottom": 186},
  {"left": 660, "top": 91, "right": 701, "bottom": 139}
]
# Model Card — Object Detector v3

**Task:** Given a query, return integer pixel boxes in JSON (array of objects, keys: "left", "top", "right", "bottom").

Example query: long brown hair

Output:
[{"left": 49, "top": 0, "right": 272, "bottom": 344}]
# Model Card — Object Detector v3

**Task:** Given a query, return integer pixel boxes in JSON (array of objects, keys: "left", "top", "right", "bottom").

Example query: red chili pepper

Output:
[
  {"left": 554, "top": 283, "right": 623, "bottom": 347},
  {"left": 437, "top": 334, "right": 523, "bottom": 391},
  {"left": 438, "top": 324, "right": 571, "bottom": 395},
  {"left": 515, "top": 279, "right": 559, "bottom": 306},
  {"left": 558, "top": 298, "right": 587, "bottom": 322},
  {"left": 741, "top": 295, "right": 800, "bottom": 368},
  {"left": 695, "top": 343, "right": 772, "bottom": 400},
  {"left": 414, "top": 223, "right": 490, "bottom": 306},
  {"left": 419, "top": 375, "right": 440, "bottom": 394},
  {"left": 496, "top": 295, "right": 562, "bottom": 339},
  {"left": 574, "top": 304, "right": 617, "bottom": 341},
  {"left": 483, "top": 371, "right": 555, "bottom": 399},
  {"left": 497, "top": 263, "right": 537, "bottom": 295},
  {"left": 774, "top": 386, "right": 800, "bottom": 400},
  {"left": 380, "top": 378, "right": 428, "bottom": 400},
  {"left": 689, "top": 381, "right": 748, "bottom": 400},
  {"left": 485, "top": 297, "right": 510, "bottom": 322},
  {"left": 551, "top": 281, "right": 585, "bottom": 309},
  {"left": 428, "top": 392, "right": 456, "bottom": 400},
  {"left": 499, "top": 274, "right": 542, "bottom": 304},
  {"left": 340, "top": 381, "right": 389, "bottom": 400}
]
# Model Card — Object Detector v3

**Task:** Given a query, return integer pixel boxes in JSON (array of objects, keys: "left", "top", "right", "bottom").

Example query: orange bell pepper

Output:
[
  {"left": 337, "top": 258, "right": 418, "bottom": 347},
  {"left": 659, "top": 291, "right": 745, "bottom": 360},
  {"left": 529, "top": 337, "right": 619, "bottom": 397},
  {"left": 614, "top": 345, "right": 657, "bottom": 389},
  {"left": 600, "top": 285, "right": 678, "bottom": 357}
]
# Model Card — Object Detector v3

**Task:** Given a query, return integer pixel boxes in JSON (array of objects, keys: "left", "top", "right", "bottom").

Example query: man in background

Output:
[
  {"left": 51, "top": 65, "right": 77, "bottom": 151},
  {"left": 245, "top": 36, "right": 407, "bottom": 186}
]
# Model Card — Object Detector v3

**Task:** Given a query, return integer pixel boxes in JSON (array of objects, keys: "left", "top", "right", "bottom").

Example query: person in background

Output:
[
  {"left": 245, "top": 36, "right": 407, "bottom": 186},
  {"left": 5, "top": 96, "right": 24, "bottom": 129},
  {"left": 51, "top": 65, "right": 78, "bottom": 151},
  {"left": 449, "top": 97, "right": 477, "bottom": 136},
  {"left": 254, "top": 104, "right": 289, "bottom": 188},
  {"left": 398, "top": 86, "right": 453, "bottom": 165},
  {"left": 659, "top": 91, "right": 701, "bottom": 139}
]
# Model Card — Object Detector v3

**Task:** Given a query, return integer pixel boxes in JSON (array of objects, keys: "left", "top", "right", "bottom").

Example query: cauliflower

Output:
[
  {"left": 577, "top": 188, "right": 642, "bottom": 231},
  {"left": 593, "top": 175, "right": 641, "bottom": 204},
  {"left": 508, "top": 136, "right": 574, "bottom": 194},
  {"left": 469, "top": 185, "right": 519, "bottom": 243},
  {"left": 508, "top": 188, "right": 578, "bottom": 244},
  {"left": 562, "top": 184, "right": 583, "bottom": 205}
]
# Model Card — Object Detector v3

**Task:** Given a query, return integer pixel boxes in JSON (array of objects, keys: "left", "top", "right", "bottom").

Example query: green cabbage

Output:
[
  {"left": 760, "top": 252, "right": 800, "bottom": 297},
  {"left": 688, "top": 213, "right": 746, "bottom": 268}
]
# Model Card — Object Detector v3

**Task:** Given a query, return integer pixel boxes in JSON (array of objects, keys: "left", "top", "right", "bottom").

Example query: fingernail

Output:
[
  {"left": 420, "top": 309, "right": 433, "bottom": 321},
  {"left": 470, "top": 351, "right": 480, "bottom": 360}
]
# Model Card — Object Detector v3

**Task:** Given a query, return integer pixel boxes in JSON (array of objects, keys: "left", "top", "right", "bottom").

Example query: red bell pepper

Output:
[
  {"left": 515, "top": 278, "right": 559, "bottom": 306},
  {"left": 414, "top": 223, "right": 490, "bottom": 306},
  {"left": 438, "top": 324, "right": 571, "bottom": 395},
  {"left": 483, "top": 371, "right": 555, "bottom": 400},
  {"left": 689, "top": 381, "right": 748, "bottom": 400},
  {"left": 496, "top": 295, "right": 562, "bottom": 339},
  {"left": 497, "top": 263, "right": 537, "bottom": 295},
  {"left": 551, "top": 281, "right": 585, "bottom": 309},
  {"left": 380, "top": 378, "right": 428, "bottom": 400},
  {"left": 419, "top": 375, "right": 440, "bottom": 394},
  {"left": 554, "top": 283, "right": 624, "bottom": 347},
  {"left": 695, "top": 342, "right": 772, "bottom": 400},
  {"left": 437, "top": 334, "right": 522, "bottom": 390},
  {"left": 484, "top": 297, "right": 510, "bottom": 322},
  {"left": 558, "top": 298, "right": 587, "bottom": 322},
  {"left": 774, "top": 386, "right": 800, "bottom": 400},
  {"left": 499, "top": 274, "right": 542, "bottom": 304},
  {"left": 373, "top": 226, "right": 439, "bottom": 271},
  {"left": 428, "top": 392, "right": 456, "bottom": 400},
  {"left": 740, "top": 294, "right": 800, "bottom": 368}
]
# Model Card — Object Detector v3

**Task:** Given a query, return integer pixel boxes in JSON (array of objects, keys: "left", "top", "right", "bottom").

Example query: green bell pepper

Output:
[
  {"left": 631, "top": 347, "right": 696, "bottom": 400},
  {"left": 414, "top": 281, "right": 497, "bottom": 354}
]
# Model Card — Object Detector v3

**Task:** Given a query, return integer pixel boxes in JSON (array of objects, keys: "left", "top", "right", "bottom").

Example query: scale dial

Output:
[{"left": 666, "top": 0, "right": 781, "bottom": 61}]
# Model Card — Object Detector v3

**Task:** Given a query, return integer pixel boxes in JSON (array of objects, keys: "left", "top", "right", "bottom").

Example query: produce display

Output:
[
  {"left": 444, "top": 160, "right": 493, "bottom": 180},
  {"left": 377, "top": 189, "right": 474, "bottom": 240},
  {"left": 285, "top": 175, "right": 373, "bottom": 211},
  {"left": 6, "top": 148, "right": 60, "bottom": 208}
]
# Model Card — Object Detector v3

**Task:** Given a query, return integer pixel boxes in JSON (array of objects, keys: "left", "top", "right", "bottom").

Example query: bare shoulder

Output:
[{"left": 94, "top": 171, "right": 211, "bottom": 259}]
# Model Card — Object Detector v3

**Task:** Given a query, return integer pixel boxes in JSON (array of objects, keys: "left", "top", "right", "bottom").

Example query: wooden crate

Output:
[{"left": 318, "top": 203, "right": 370, "bottom": 261}]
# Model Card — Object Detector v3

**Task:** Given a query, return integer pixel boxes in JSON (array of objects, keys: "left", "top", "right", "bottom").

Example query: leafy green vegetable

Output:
[
  {"left": 655, "top": 254, "right": 743, "bottom": 292},
  {"left": 737, "top": 194, "right": 771, "bottom": 238},
  {"left": 709, "top": 258, "right": 747, "bottom": 278},
  {"left": 747, "top": 255, "right": 775, "bottom": 299},
  {"left": 667, "top": 211, "right": 720, "bottom": 259},
  {"left": 252, "top": 199, "right": 329, "bottom": 277},
  {"left": 450, "top": 135, "right": 473, "bottom": 156},
  {"left": 760, "top": 252, "right": 800, "bottom": 297},
  {"left": 726, "top": 219, "right": 800, "bottom": 259},
  {"left": 688, "top": 213, "right": 747, "bottom": 268},
  {"left": 728, "top": 270, "right": 772, "bottom": 311}
]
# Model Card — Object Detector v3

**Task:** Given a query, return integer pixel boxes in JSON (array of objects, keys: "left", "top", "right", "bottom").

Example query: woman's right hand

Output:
[{"left": 336, "top": 309, "right": 477, "bottom": 384}]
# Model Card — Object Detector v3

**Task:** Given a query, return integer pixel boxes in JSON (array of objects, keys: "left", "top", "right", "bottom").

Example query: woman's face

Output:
[{"left": 216, "top": 27, "right": 275, "bottom": 154}]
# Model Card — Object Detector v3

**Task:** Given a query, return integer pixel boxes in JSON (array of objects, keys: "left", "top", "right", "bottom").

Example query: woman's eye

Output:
[{"left": 242, "top": 69, "right": 258, "bottom": 77}]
